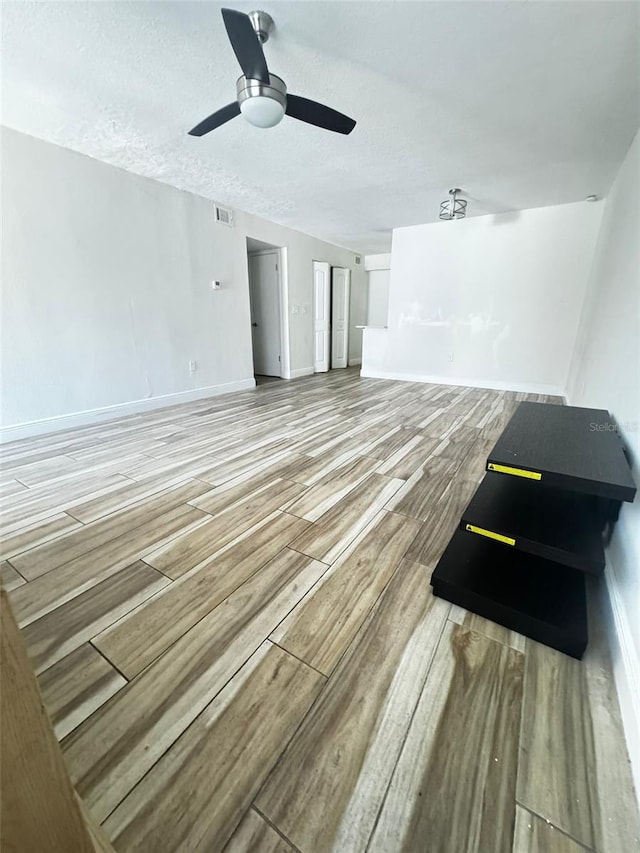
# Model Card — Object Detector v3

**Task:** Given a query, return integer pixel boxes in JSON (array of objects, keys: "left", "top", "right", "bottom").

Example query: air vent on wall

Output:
[
  {"left": 215, "top": 205, "right": 234, "bottom": 227},
  {"left": 354, "top": 255, "right": 362, "bottom": 265}
]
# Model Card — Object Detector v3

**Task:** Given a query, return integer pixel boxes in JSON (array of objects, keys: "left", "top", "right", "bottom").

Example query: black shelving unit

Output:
[
  {"left": 431, "top": 402, "right": 636, "bottom": 659},
  {"left": 459, "top": 473, "right": 605, "bottom": 573},
  {"left": 487, "top": 402, "right": 636, "bottom": 501}
]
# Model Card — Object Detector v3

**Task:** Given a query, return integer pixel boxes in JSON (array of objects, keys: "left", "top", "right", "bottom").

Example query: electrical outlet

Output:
[{"left": 189, "top": 360, "right": 198, "bottom": 374}]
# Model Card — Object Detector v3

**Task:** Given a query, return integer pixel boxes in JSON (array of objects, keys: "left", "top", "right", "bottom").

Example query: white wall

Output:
[
  {"left": 364, "top": 252, "right": 391, "bottom": 329},
  {"left": 361, "top": 202, "right": 604, "bottom": 394},
  {"left": 0, "top": 129, "right": 364, "bottom": 435},
  {"left": 566, "top": 131, "right": 640, "bottom": 795},
  {"left": 364, "top": 254, "right": 391, "bottom": 272},
  {"left": 367, "top": 270, "right": 391, "bottom": 327}
]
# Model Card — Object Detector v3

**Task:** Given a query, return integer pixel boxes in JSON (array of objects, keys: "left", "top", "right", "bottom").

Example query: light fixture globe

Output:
[
  {"left": 236, "top": 74, "right": 287, "bottom": 128},
  {"left": 240, "top": 96, "right": 285, "bottom": 128}
]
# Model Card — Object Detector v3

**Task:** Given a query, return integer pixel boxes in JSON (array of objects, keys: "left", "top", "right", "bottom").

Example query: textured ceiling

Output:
[{"left": 2, "top": 1, "right": 639, "bottom": 253}]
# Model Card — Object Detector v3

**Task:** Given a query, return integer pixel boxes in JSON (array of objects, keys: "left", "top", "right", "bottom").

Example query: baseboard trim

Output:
[
  {"left": 359, "top": 368, "right": 563, "bottom": 397},
  {"left": 348, "top": 358, "right": 362, "bottom": 367},
  {"left": 0, "top": 378, "right": 257, "bottom": 443},
  {"left": 288, "top": 367, "right": 315, "bottom": 379},
  {"left": 603, "top": 561, "right": 640, "bottom": 804}
]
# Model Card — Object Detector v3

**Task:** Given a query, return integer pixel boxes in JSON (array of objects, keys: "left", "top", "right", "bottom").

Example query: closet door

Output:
[
  {"left": 313, "top": 261, "right": 331, "bottom": 372},
  {"left": 331, "top": 267, "right": 350, "bottom": 369}
]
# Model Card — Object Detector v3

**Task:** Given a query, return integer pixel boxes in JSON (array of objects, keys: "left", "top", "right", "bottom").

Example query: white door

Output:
[
  {"left": 248, "top": 252, "right": 281, "bottom": 376},
  {"left": 331, "top": 267, "right": 351, "bottom": 369},
  {"left": 313, "top": 261, "right": 331, "bottom": 373}
]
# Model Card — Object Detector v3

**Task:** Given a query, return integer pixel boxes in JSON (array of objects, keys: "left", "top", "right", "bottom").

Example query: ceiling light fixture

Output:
[
  {"left": 237, "top": 73, "right": 286, "bottom": 128},
  {"left": 439, "top": 188, "right": 467, "bottom": 220}
]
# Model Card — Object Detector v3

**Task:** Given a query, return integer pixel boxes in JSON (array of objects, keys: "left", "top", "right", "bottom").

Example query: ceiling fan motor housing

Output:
[{"left": 236, "top": 74, "right": 287, "bottom": 127}]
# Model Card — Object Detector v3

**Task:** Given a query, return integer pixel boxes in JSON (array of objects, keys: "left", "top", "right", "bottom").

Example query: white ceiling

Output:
[{"left": 2, "top": 1, "right": 639, "bottom": 253}]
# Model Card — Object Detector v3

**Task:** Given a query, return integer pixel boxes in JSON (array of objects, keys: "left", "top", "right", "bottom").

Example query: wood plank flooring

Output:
[{"left": 1, "top": 369, "right": 638, "bottom": 852}]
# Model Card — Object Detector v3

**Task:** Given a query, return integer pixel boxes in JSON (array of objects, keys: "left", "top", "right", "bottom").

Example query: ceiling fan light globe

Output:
[{"left": 240, "top": 95, "right": 285, "bottom": 128}]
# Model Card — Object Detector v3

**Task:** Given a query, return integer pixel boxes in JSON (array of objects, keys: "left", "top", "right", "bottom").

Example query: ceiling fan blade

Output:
[
  {"left": 285, "top": 94, "right": 356, "bottom": 135},
  {"left": 221, "top": 8, "right": 270, "bottom": 85},
  {"left": 188, "top": 101, "right": 240, "bottom": 136}
]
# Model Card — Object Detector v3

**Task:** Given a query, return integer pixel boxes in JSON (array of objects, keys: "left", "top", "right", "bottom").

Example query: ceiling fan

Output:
[{"left": 188, "top": 8, "right": 356, "bottom": 137}]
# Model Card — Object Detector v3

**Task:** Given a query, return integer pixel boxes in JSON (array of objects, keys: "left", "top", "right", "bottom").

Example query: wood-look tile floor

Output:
[{"left": 2, "top": 369, "right": 639, "bottom": 853}]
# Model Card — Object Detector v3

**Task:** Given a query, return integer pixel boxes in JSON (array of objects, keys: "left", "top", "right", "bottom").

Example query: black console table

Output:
[{"left": 431, "top": 402, "right": 636, "bottom": 658}]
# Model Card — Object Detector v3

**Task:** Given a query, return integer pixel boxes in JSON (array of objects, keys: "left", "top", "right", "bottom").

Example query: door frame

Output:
[{"left": 246, "top": 244, "right": 290, "bottom": 379}]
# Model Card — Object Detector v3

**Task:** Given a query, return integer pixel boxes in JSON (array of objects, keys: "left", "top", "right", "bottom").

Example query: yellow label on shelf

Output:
[
  {"left": 487, "top": 463, "right": 542, "bottom": 481},
  {"left": 465, "top": 524, "right": 516, "bottom": 546}
]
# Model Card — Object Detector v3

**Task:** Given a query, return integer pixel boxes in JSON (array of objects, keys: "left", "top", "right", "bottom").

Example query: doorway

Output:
[{"left": 247, "top": 238, "right": 287, "bottom": 379}]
